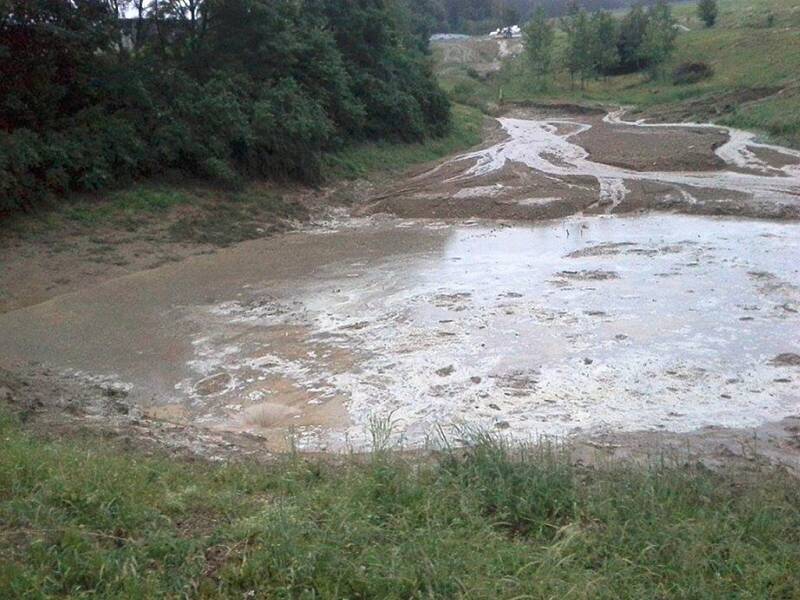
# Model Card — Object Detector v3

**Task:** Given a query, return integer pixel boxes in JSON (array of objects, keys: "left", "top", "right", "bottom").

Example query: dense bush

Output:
[
  {"left": 0, "top": 0, "right": 451, "bottom": 211},
  {"left": 672, "top": 61, "right": 715, "bottom": 85}
]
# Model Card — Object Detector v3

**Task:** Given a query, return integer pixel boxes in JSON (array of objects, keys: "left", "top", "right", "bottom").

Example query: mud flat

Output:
[
  {"left": 1, "top": 213, "right": 799, "bottom": 459},
  {"left": 364, "top": 108, "right": 800, "bottom": 221},
  {"left": 2, "top": 110, "right": 800, "bottom": 466}
]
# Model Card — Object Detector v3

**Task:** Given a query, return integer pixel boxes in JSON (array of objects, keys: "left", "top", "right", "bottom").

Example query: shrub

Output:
[
  {"left": 673, "top": 61, "right": 715, "bottom": 85},
  {"left": 0, "top": 0, "right": 451, "bottom": 211}
]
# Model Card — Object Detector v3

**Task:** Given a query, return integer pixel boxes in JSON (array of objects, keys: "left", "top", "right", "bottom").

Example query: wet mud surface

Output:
[
  {"left": 2, "top": 214, "right": 799, "bottom": 458},
  {"left": 2, "top": 110, "right": 800, "bottom": 468}
]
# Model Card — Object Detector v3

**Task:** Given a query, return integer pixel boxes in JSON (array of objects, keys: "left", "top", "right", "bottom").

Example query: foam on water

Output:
[{"left": 173, "top": 215, "right": 800, "bottom": 450}]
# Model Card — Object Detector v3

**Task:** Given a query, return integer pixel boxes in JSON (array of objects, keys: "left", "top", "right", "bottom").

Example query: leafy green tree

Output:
[
  {"left": 562, "top": 7, "right": 595, "bottom": 89},
  {"left": 523, "top": 6, "right": 554, "bottom": 84},
  {"left": 639, "top": 0, "right": 677, "bottom": 79},
  {"left": 493, "top": 0, "right": 519, "bottom": 28},
  {"left": 590, "top": 10, "right": 619, "bottom": 76},
  {"left": 697, "top": 0, "right": 718, "bottom": 28},
  {"left": 0, "top": 0, "right": 452, "bottom": 209},
  {"left": 617, "top": 3, "right": 650, "bottom": 73}
]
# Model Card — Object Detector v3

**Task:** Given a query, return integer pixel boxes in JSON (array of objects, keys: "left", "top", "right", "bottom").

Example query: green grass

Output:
[
  {"left": 62, "top": 187, "right": 193, "bottom": 226},
  {"left": 322, "top": 103, "right": 485, "bottom": 180},
  {"left": 166, "top": 188, "right": 307, "bottom": 247},
  {"left": 2, "top": 409, "right": 800, "bottom": 598},
  {"left": 441, "top": 0, "right": 800, "bottom": 147}
]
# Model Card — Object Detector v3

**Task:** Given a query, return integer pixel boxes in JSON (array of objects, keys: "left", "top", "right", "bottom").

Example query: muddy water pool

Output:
[{"left": 1, "top": 214, "right": 798, "bottom": 450}]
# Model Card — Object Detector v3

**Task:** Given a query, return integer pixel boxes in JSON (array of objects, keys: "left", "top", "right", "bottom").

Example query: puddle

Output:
[{"left": 2, "top": 214, "right": 798, "bottom": 450}]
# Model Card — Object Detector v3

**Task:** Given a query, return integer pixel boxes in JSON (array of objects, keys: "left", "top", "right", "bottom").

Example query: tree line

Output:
[
  {"left": 428, "top": 0, "right": 668, "bottom": 34},
  {"left": 524, "top": 0, "right": 689, "bottom": 88},
  {"left": 0, "top": 0, "right": 450, "bottom": 211}
]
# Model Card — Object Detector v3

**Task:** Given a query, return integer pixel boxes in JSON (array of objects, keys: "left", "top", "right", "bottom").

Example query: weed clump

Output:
[{"left": 673, "top": 61, "right": 715, "bottom": 85}]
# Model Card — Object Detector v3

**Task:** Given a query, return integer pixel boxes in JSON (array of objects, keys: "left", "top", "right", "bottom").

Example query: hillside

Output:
[{"left": 438, "top": 0, "right": 800, "bottom": 147}]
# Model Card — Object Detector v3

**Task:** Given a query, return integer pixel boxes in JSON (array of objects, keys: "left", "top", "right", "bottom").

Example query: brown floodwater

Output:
[{"left": 1, "top": 213, "right": 798, "bottom": 450}]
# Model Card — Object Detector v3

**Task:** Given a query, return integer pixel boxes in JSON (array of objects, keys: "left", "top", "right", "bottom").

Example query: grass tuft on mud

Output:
[
  {"left": 166, "top": 188, "right": 307, "bottom": 247},
  {"left": 2, "top": 409, "right": 799, "bottom": 598}
]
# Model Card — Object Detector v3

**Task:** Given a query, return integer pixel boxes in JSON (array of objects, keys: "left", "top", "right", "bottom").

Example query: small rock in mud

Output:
[
  {"left": 748, "top": 271, "right": 773, "bottom": 280},
  {"left": 110, "top": 400, "right": 130, "bottom": 415},
  {"left": 101, "top": 384, "right": 128, "bottom": 398},
  {"left": 557, "top": 269, "right": 620, "bottom": 281},
  {"left": 194, "top": 372, "right": 232, "bottom": 396},
  {"left": 770, "top": 353, "right": 800, "bottom": 367},
  {"left": 583, "top": 357, "right": 594, "bottom": 365},
  {"left": 436, "top": 365, "right": 455, "bottom": 377},
  {"left": 566, "top": 242, "right": 636, "bottom": 258}
]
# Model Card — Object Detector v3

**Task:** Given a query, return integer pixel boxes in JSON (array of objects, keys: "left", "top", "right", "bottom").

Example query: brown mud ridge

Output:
[
  {"left": 0, "top": 365, "right": 276, "bottom": 463},
  {"left": 360, "top": 106, "right": 800, "bottom": 222}
]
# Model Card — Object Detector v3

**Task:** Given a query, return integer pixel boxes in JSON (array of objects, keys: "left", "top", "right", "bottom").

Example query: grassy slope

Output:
[
  {"left": 2, "top": 410, "right": 800, "bottom": 598},
  {"left": 442, "top": 0, "right": 800, "bottom": 147},
  {"left": 322, "top": 103, "right": 484, "bottom": 179}
]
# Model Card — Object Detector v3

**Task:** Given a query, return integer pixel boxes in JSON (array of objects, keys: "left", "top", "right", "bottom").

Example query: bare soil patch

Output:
[
  {"left": 2, "top": 108, "right": 800, "bottom": 471},
  {"left": 573, "top": 116, "right": 728, "bottom": 171},
  {"left": 0, "top": 183, "right": 316, "bottom": 314},
  {"left": 359, "top": 106, "right": 800, "bottom": 222}
]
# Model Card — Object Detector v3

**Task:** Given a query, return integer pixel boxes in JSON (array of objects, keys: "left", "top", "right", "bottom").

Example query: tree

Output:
[
  {"left": 590, "top": 10, "right": 619, "bottom": 76},
  {"left": 562, "top": 7, "right": 594, "bottom": 89},
  {"left": 697, "top": 0, "right": 717, "bottom": 28},
  {"left": 617, "top": 3, "right": 649, "bottom": 73},
  {"left": 0, "top": 0, "right": 453, "bottom": 209},
  {"left": 639, "top": 0, "right": 677, "bottom": 79},
  {"left": 493, "top": 0, "right": 519, "bottom": 28},
  {"left": 523, "top": 6, "right": 554, "bottom": 84}
]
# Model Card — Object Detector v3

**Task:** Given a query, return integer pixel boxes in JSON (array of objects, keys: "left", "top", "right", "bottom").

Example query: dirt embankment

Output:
[{"left": 631, "top": 86, "right": 784, "bottom": 125}]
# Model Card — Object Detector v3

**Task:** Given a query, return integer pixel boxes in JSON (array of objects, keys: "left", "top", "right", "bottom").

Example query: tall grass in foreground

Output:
[{"left": 1, "top": 407, "right": 799, "bottom": 598}]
